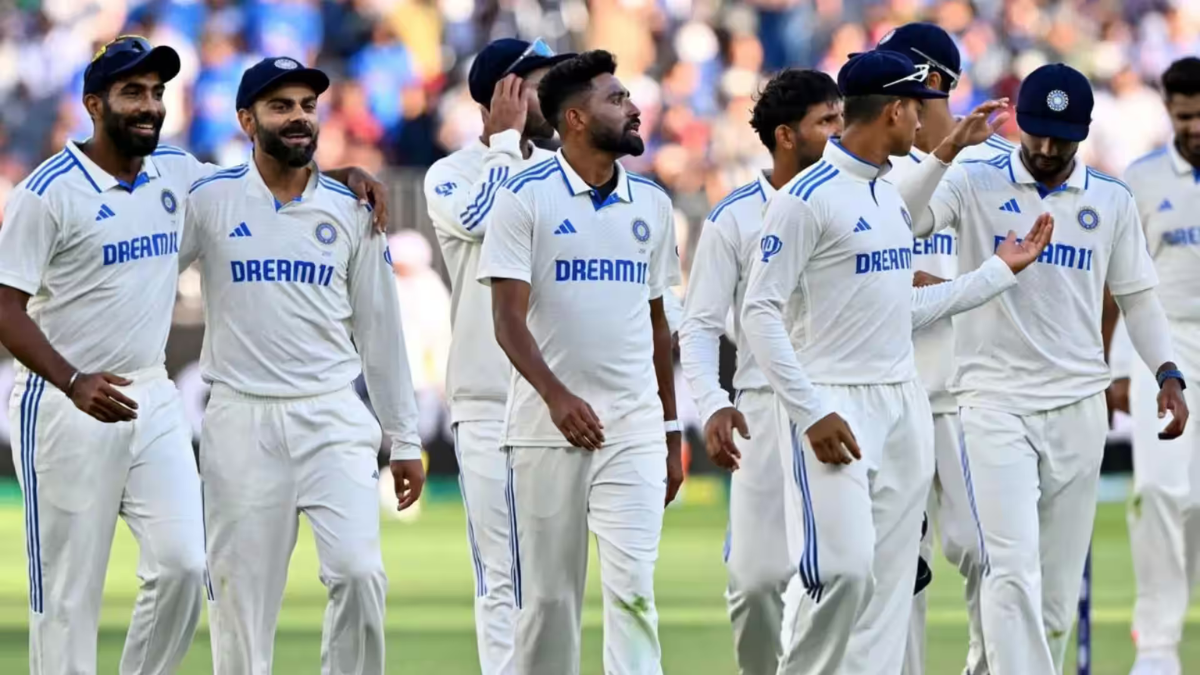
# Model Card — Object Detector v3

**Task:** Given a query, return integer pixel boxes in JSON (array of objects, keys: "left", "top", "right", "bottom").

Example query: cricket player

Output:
[
  {"left": 424, "top": 38, "right": 575, "bottom": 675},
  {"left": 870, "top": 23, "right": 1018, "bottom": 675},
  {"left": 900, "top": 63, "right": 1189, "bottom": 674},
  {"left": 1112, "top": 56, "right": 1200, "bottom": 675},
  {"left": 177, "top": 57, "right": 423, "bottom": 674},
  {"left": 740, "top": 51, "right": 1038, "bottom": 675},
  {"left": 477, "top": 50, "right": 683, "bottom": 675}
]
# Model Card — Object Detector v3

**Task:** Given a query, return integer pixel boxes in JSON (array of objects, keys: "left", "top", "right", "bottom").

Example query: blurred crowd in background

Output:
[{"left": 0, "top": 0, "right": 1195, "bottom": 438}]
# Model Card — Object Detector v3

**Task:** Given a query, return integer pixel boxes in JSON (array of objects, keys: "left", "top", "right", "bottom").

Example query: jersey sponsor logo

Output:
[
  {"left": 1162, "top": 226, "right": 1200, "bottom": 247},
  {"left": 161, "top": 189, "right": 177, "bottom": 214},
  {"left": 315, "top": 222, "right": 337, "bottom": 245},
  {"left": 554, "top": 258, "right": 649, "bottom": 284},
  {"left": 102, "top": 232, "right": 179, "bottom": 266},
  {"left": 993, "top": 235, "right": 1094, "bottom": 270},
  {"left": 1077, "top": 207, "right": 1100, "bottom": 231},
  {"left": 230, "top": 259, "right": 335, "bottom": 286},
  {"left": 912, "top": 233, "right": 955, "bottom": 256},
  {"left": 434, "top": 182, "right": 456, "bottom": 196},
  {"left": 855, "top": 247, "right": 912, "bottom": 274},
  {"left": 631, "top": 218, "right": 651, "bottom": 243},
  {"left": 95, "top": 204, "right": 115, "bottom": 221},
  {"left": 760, "top": 234, "right": 782, "bottom": 262}
]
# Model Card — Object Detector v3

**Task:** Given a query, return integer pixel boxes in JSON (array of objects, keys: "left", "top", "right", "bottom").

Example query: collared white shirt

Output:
[
  {"left": 1123, "top": 142, "right": 1200, "bottom": 322},
  {"left": 888, "top": 133, "right": 1015, "bottom": 412},
  {"left": 680, "top": 171, "right": 776, "bottom": 424},
  {"left": 476, "top": 150, "right": 682, "bottom": 447},
  {"left": 919, "top": 147, "right": 1159, "bottom": 414},
  {"left": 424, "top": 130, "right": 557, "bottom": 422},
  {"left": 180, "top": 159, "right": 422, "bottom": 459},
  {"left": 0, "top": 141, "right": 214, "bottom": 375}
]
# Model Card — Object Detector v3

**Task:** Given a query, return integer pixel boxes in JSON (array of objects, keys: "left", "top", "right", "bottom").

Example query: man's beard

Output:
[
  {"left": 257, "top": 120, "right": 318, "bottom": 168},
  {"left": 590, "top": 122, "right": 645, "bottom": 157},
  {"left": 1024, "top": 150, "right": 1072, "bottom": 182},
  {"left": 101, "top": 101, "right": 162, "bottom": 157}
]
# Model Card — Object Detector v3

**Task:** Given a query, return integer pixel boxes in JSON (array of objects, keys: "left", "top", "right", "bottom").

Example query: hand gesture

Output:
[
  {"left": 69, "top": 372, "right": 138, "bottom": 423},
  {"left": 913, "top": 271, "right": 946, "bottom": 288},
  {"left": 995, "top": 213, "right": 1055, "bottom": 274},
  {"left": 944, "top": 98, "right": 1011, "bottom": 151},
  {"left": 1106, "top": 377, "right": 1130, "bottom": 427},
  {"left": 1156, "top": 377, "right": 1189, "bottom": 440},
  {"left": 548, "top": 388, "right": 605, "bottom": 450},
  {"left": 481, "top": 75, "right": 528, "bottom": 140},
  {"left": 390, "top": 458, "right": 426, "bottom": 511},
  {"left": 665, "top": 432, "right": 684, "bottom": 506},
  {"left": 345, "top": 168, "right": 390, "bottom": 234},
  {"left": 704, "top": 407, "right": 749, "bottom": 471},
  {"left": 805, "top": 413, "right": 860, "bottom": 465}
]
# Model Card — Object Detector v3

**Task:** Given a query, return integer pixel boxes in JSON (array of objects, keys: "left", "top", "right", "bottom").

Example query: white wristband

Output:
[{"left": 664, "top": 420, "right": 681, "bottom": 434}]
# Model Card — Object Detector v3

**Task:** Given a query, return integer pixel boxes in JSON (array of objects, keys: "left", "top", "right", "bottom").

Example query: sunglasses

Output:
[
  {"left": 883, "top": 63, "right": 933, "bottom": 89},
  {"left": 91, "top": 34, "right": 152, "bottom": 64},
  {"left": 500, "top": 38, "right": 557, "bottom": 78},
  {"left": 910, "top": 47, "right": 961, "bottom": 91}
]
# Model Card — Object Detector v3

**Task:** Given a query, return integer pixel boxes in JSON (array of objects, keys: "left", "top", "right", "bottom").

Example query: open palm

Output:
[
  {"left": 947, "top": 98, "right": 1012, "bottom": 149},
  {"left": 995, "top": 213, "right": 1055, "bottom": 274}
]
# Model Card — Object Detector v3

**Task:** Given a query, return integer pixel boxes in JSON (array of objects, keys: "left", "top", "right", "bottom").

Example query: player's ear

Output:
[
  {"left": 774, "top": 124, "right": 795, "bottom": 152},
  {"left": 927, "top": 71, "right": 944, "bottom": 93},
  {"left": 82, "top": 92, "right": 104, "bottom": 123},
  {"left": 564, "top": 106, "right": 586, "bottom": 135},
  {"left": 236, "top": 108, "right": 256, "bottom": 139}
]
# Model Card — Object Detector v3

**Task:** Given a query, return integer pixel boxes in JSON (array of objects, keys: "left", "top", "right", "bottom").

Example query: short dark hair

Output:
[
  {"left": 843, "top": 94, "right": 901, "bottom": 126},
  {"left": 538, "top": 50, "right": 618, "bottom": 129},
  {"left": 749, "top": 69, "right": 841, "bottom": 152},
  {"left": 1163, "top": 57, "right": 1200, "bottom": 98}
]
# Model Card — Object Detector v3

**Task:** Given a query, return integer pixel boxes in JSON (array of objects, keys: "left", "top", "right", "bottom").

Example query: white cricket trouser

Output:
[
  {"left": 1128, "top": 318, "right": 1200, "bottom": 655},
  {"left": 776, "top": 380, "right": 935, "bottom": 675},
  {"left": 9, "top": 366, "right": 206, "bottom": 675},
  {"left": 724, "top": 388, "right": 797, "bottom": 675},
  {"left": 961, "top": 393, "right": 1107, "bottom": 675},
  {"left": 904, "top": 412, "right": 988, "bottom": 675},
  {"left": 507, "top": 438, "right": 668, "bottom": 675},
  {"left": 454, "top": 420, "right": 516, "bottom": 675},
  {"left": 201, "top": 383, "right": 388, "bottom": 675}
]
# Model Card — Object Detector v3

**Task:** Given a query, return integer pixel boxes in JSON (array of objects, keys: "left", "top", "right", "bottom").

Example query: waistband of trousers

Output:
[
  {"left": 15, "top": 364, "right": 167, "bottom": 390},
  {"left": 208, "top": 381, "right": 352, "bottom": 404}
]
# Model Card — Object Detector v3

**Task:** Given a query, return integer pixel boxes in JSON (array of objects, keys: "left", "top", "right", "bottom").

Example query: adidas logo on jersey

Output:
[
  {"left": 1159, "top": 198, "right": 1173, "bottom": 212},
  {"left": 853, "top": 218, "right": 871, "bottom": 233},
  {"left": 95, "top": 204, "right": 115, "bottom": 221},
  {"left": 999, "top": 199, "right": 1021, "bottom": 213},
  {"left": 229, "top": 222, "right": 253, "bottom": 238},
  {"left": 553, "top": 219, "right": 577, "bottom": 235}
]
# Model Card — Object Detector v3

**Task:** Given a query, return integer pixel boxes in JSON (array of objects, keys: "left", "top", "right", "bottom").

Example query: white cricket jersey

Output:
[
  {"left": 917, "top": 147, "right": 1159, "bottom": 414},
  {"left": 476, "top": 151, "right": 683, "bottom": 447},
  {"left": 888, "top": 133, "right": 1015, "bottom": 412},
  {"left": 679, "top": 171, "right": 775, "bottom": 425},
  {"left": 424, "top": 130, "right": 556, "bottom": 423},
  {"left": 1123, "top": 142, "right": 1200, "bottom": 322},
  {"left": 0, "top": 141, "right": 216, "bottom": 376},
  {"left": 179, "top": 159, "right": 422, "bottom": 460}
]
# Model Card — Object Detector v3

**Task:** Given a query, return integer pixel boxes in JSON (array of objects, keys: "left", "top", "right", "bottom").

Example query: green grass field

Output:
[{"left": 0, "top": 485, "right": 1195, "bottom": 674}]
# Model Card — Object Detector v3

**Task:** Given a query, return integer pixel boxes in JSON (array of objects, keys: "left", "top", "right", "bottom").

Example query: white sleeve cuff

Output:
[
  {"left": 1113, "top": 289, "right": 1174, "bottom": 375},
  {"left": 390, "top": 440, "right": 423, "bottom": 462}
]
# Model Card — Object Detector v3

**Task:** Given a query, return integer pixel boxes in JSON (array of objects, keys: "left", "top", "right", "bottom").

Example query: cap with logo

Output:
[
  {"left": 83, "top": 35, "right": 182, "bottom": 96},
  {"left": 837, "top": 50, "right": 949, "bottom": 100},
  {"left": 236, "top": 57, "right": 331, "bottom": 111},
  {"left": 1016, "top": 63, "right": 1093, "bottom": 142},
  {"left": 873, "top": 22, "right": 962, "bottom": 91},
  {"left": 468, "top": 38, "right": 577, "bottom": 107}
]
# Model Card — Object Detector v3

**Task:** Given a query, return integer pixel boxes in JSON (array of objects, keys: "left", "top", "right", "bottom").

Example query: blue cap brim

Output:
[
  {"left": 239, "top": 68, "right": 331, "bottom": 110},
  {"left": 88, "top": 45, "right": 182, "bottom": 93},
  {"left": 1017, "top": 112, "right": 1089, "bottom": 142}
]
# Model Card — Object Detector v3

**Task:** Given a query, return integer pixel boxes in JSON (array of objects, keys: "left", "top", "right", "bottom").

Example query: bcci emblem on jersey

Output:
[
  {"left": 900, "top": 207, "right": 912, "bottom": 229},
  {"left": 761, "top": 234, "right": 782, "bottom": 262},
  {"left": 161, "top": 188, "right": 177, "bottom": 214},
  {"left": 315, "top": 222, "right": 338, "bottom": 245},
  {"left": 1077, "top": 207, "right": 1100, "bottom": 231},
  {"left": 631, "top": 218, "right": 651, "bottom": 244}
]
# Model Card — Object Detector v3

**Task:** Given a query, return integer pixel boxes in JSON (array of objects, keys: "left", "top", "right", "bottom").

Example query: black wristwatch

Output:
[{"left": 1157, "top": 368, "right": 1186, "bottom": 390}]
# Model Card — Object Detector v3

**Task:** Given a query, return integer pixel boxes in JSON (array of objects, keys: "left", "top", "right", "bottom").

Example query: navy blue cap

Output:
[
  {"left": 1016, "top": 63, "right": 1093, "bottom": 142},
  {"left": 838, "top": 51, "right": 949, "bottom": 100},
  {"left": 236, "top": 57, "right": 330, "bottom": 111},
  {"left": 83, "top": 35, "right": 181, "bottom": 96},
  {"left": 873, "top": 23, "right": 962, "bottom": 90},
  {"left": 468, "top": 38, "right": 576, "bottom": 107}
]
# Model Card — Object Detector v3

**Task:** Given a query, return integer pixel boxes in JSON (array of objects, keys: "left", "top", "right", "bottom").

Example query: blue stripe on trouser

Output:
[
  {"left": 722, "top": 523, "right": 731, "bottom": 563},
  {"left": 453, "top": 426, "right": 487, "bottom": 597},
  {"left": 21, "top": 374, "right": 45, "bottom": 613},
  {"left": 504, "top": 451, "right": 522, "bottom": 609},
  {"left": 790, "top": 423, "right": 822, "bottom": 602},
  {"left": 957, "top": 421, "right": 991, "bottom": 576},
  {"left": 200, "top": 483, "right": 215, "bottom": 601}
]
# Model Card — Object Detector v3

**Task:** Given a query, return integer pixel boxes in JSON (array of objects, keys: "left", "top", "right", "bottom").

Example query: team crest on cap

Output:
[
  {"left": 160, "top": 189, "right": 177, "bottom": 214},
  {"left": 1077, "top": 207, "right": 1100, "bottom": 231},
  {"left": 275, "top": 58, "right": 299, "bottom": 70},
  {"left": 632, "top": 219, "right": 651, "bottom": 243},
  {"left": 315, "top": 222, "right": 337, "bottom": 244},
  {"left": 1046, "top": 90, "right": 1069, "bottom": 112}
]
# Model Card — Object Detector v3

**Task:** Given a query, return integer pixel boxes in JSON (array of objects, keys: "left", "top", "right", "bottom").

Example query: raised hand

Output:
[
  {"left": 805, "top": 412, "right": 861, "bottom": 465},
  {"left": 481, "top": 74, "right": 529, "bottom": 139},
  {"left": 995, "top": 213, "right": 1055, "bottom": 274},
  {"left": 944, "top": 98, "right": 1011, "bottom": 150}
]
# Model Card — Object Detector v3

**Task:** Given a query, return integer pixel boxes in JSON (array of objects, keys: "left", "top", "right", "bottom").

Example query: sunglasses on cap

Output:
[
  {"left": 883, "top": 63, "right": 932, "bottom": 89},
  {"left": 91, "top": 35, "right": 152, "bottom": 64},
  {"left": 500, "top": 38, "right": 557, "bottom": 78},
  {"left": 910, "top": 47, "right": 961, "bottom": 90}
]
